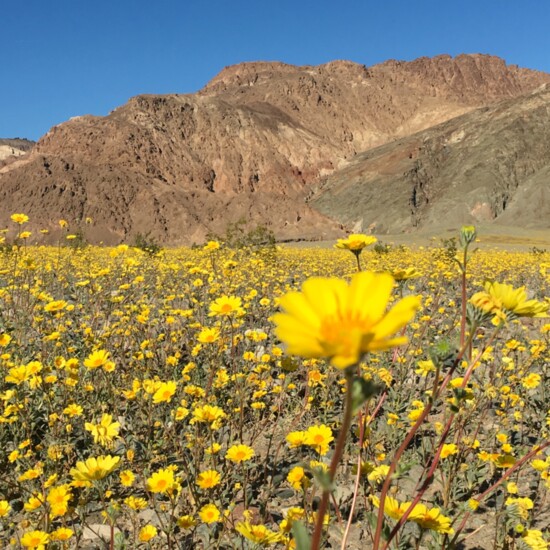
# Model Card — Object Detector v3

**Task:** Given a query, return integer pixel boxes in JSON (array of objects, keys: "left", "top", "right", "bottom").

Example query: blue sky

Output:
[{"left": 3, "top": 0, "right": 550, "bottom": 140}]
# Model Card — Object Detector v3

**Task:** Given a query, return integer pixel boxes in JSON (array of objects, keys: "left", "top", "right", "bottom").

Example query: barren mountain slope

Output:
[
  {"left": 311, "top": 84, "right": 550, "bottom": 233},
  {"left": 202, "top": 54, "right": 550, "bottom": 152},
  {"left": 1, "top": 55, "right": 548, "bottom": 244}
]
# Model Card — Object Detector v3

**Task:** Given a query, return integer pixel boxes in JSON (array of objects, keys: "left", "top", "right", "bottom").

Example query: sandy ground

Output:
[{"left": 285, "top": 224, "right": 550, "bottom": 252}]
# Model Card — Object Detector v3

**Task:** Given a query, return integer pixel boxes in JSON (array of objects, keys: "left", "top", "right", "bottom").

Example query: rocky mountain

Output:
[
  {"left": 311, "top": 83, "right": 550, "bottom": 234},
  {"left": 1, "top": 54, "right": 549, "bottom": 244}
]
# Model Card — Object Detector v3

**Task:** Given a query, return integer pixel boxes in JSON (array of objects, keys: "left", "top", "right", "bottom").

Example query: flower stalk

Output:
[{"left": 311, "top": 371, "right": 354, "bottom": 550}]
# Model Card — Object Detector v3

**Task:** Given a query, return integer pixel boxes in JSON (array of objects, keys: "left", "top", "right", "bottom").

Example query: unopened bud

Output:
[{"left": 460, "top": 225, "right": 477, "bottom": 247}]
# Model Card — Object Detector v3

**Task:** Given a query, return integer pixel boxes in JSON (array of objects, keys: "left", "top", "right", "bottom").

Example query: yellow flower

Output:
[
  {"left": 0, "top": 500, "right": 11, "bottom": 517},
  {"left": 532, "top": 459, "right": 549, "bottom": 472},
  {"left": 203, "top": 240, "right": 221, "bottom": 250},
  {"left": 206, "top": 443, "right": 222, "bottom": 455},
  {"left": 47, "top": 484, "right": 72, "bottom": 517},
  {"left": 440, "top": 443, "right": 459, "bottom": 459},
  {"left": 235, "top": 521, "right": 284, "bottom": 544},
  {"left": 18, "top": 465, "right": 43, "bottom": 481},
  {"left": 44, "top": 300, "right": 67, "bottom": 313},
  {"left": 287, "top": 466, "right": 309, "bottom": 491},
  {"left": 199, "top": 503, "right": 221, "bottom": 524},
  {"left": 415, "top": 359, "right": 435, "bottom": 376},
  {"left": 191, "top": 404, "right": 226, "bottom": 428},
  {"left": 119, "top": 470, "right": 135, "bottom": 487},
  {"left": 124, "top": 496, "right": 148, "bottom": 510},
  {"left": 280, "top": 507, "right": 306, "bottom": 532},
  {"left": 178, "top": 515, "right": 197, "bottom": 529},
  {"left": 197, "top": 327, "right": 220, "bottom": 343},
  {"left": 138, "top": 525, "right": 158, "bottom": 542},
  {"left": 226, "top": 444, "right": 255, "bottom": 463},
  {"left": 496, "top": 433, "right": 508, "bottom": 444},
  {"left": 20, "top": 530, "right": 50, "bottom": 549},
  {"left": 307, "top": 369, "right": 326, "bottom": 387},
  {"left": 387, "top": 412, "right": 400, "bottom": 425},
  {"left": 24, "top": 494, "right": 44, "bottom": 511},
  {"left": 85, "top": 414, "right": 121, "bottom": 447},
  {"left": 522, "top": 373, "right": 541, "bottom": 389},
  {"left": 506, "top": 496, "right": 534, "bottom": 520},
  {"left": 84, "top": 349, "right": 111, "bottom": 370},
  {"left": 50, "top": 527, "right": 74, "bottom": 541},
  {"left": 196, "top": 469, "right": 221, "bottom": 489},
  {"left": 408, "top": 402, "right": 425, "bottom": 423},
  {"left": 495, "top": 454, "right": 517, "bottom": 468},
  {"left": 152, "top": 381, "right": 177, "bottom": 404},
  {"left": 70, "top": 455, "right": 120, "bottom": 482},
  {"left": 0, "top": 333, "right": 12, "bottom": 347},
  {"left": 411, "top": 504, "right": 454, "bottom": 534},
  {"left": 304, "top": 424, "right": 334, "bottom": 456},
  {"left": 11, "top": 213, "right": 29, "bottom": 224},
  {"left": 471, "top": 281, "right": 548, "bottom": 321},
  {"left": 522, "top": 529, "right": 549, "bottom": 550},
  {"left": 335, "top": 233, "right": 377, "bottom": 252},
  {"left": 147, "top": 467, "right": 178, "bottom": 494},
  {"left": 209, "top": 295, "right": 245, "bottom": 317},
  {"left": 174, "top": 407, "right": 189, "bottom": 420},
  {"left": 5, "top": 365, "right": 31, "bottom": 385},
  {"left": 63, "top": 403, "right": 83, "bottom": 417},
  {"left": 371, "top": 495, "right": 417, "bottom": 522},
  {"left": 273, "top": 271, "right": 420, "bottom": 369},
  {"left": 391, "top": 267, "right": 422, "bottom": 281},
  {"left": 507, "top": 482, "right": 519, "bottom": 494},
  {"left": 367, "top": 465, "right": 390, "bottom": 484}
]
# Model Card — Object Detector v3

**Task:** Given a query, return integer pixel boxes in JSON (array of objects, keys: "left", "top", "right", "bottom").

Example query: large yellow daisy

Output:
[{"left": 273, "top": 271, "right": 420, "bottom": 369}]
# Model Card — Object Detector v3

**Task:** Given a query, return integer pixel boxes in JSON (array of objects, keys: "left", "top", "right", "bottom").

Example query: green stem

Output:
[
  {"left": 354, "top": 251, "right": 362, "bottom": 272},
  {"left": 310, "top": 372, "right": 354, "bottom": 550},
  {"left": 459, "top": 245, "right": 469, "bottom": 349},
  {"left": 372, "top": 333, "right": 474, "bottom": 550}
]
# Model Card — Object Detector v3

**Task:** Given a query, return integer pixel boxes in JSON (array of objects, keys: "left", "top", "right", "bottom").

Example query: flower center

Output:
[{"left": 319, "top": 313, "right": 371, "bottom": 354}]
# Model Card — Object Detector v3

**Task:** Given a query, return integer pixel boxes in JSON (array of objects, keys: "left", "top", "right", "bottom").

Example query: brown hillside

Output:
[
  {"left": 311, "top": 84, "right": 550, "bottom": 234},
  {"left": 1, "top": 55, "right": 549, "bottom": 244}
]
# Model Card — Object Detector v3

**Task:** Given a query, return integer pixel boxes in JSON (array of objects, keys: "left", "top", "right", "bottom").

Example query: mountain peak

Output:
[{"left": 1, "top": 54, "right": 549, "bottom": 244}]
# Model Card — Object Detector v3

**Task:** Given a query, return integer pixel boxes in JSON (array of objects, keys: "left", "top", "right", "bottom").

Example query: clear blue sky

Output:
[{"left": 3, "top": 0, "right": 549, "bottom": 140}]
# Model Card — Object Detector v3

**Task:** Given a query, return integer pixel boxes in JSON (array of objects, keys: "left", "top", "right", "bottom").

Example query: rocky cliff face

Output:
[
  {"left": 311, "top": 84, "right": 550, "bottom": 233},
  {"left": 1, "top": 55, "right": 549, "bottom": 244}
]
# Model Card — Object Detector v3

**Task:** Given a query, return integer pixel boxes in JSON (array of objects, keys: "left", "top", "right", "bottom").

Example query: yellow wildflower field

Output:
[{"left": 0, "top": 229, "right": 549, "bottom": 549}]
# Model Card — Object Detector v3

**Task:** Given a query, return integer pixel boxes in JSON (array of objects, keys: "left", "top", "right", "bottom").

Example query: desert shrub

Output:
[
  {"left": 211, "top": 218, "right": 276, "bottom": 250},
  {"left": 133, "top": 231, "right": 162, "bottom": 255}
]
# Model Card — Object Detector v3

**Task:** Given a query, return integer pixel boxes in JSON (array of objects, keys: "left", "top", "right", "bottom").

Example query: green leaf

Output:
[
  {"left": 429, "top": 339, "right": 458, "bottom": 369},
  {"left": 310, "top": 466, "right": 334, "bottom": 492},
  {"left": 351, "top": 377, "right": 381, "bottom": 414},
  {"left": 280, "top": 356, "right": 299, "bottom": 372},
  {"left": 366, "top": 511, "right": 378, "bottom": 532},
  {"left": 292, "top": 520, "right": 311, "bottom": 550},
  {"left": 395, "top": 460, "right": 417, "bottom": 477}
]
